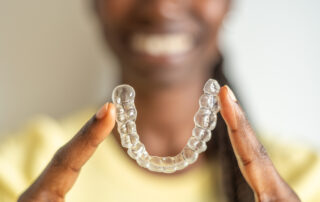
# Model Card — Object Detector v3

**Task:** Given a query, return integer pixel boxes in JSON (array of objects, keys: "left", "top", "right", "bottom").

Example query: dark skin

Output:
[{"left": 19, "top": 0, "right": 300, "bottom": 201}]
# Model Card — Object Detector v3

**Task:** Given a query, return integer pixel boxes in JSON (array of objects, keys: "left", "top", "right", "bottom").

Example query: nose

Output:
[{"left": 133, "top": 0, "right": 187, "bottom": 25}]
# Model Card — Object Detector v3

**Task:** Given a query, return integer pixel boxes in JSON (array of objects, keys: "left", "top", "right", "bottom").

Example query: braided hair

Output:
[{"left": 205, "top": 57, "right": 254, "bottom": 202}]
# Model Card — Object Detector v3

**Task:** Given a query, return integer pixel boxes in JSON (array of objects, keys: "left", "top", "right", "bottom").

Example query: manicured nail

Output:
[
  {"left": 226, "top": 86, "right": 237, "bottom": 102},
  {"left": 96, "top": 103, "right": 109, "bottom": 119}
]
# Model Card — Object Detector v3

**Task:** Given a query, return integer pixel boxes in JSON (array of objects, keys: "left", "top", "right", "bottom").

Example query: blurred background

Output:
[{"left": 0, "top": 0, "right": 319, "bottom": 149}]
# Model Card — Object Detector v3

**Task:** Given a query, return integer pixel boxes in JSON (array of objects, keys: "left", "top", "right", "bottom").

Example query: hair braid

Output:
[{"left": 205, "top": 57, "right": 254, "bottom": 202}]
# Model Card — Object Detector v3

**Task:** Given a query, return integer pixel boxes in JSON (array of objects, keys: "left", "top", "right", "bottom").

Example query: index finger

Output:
[
  {"left": 218, "top": 86, "right": 270, "bottom": 167},
  {"left": 19, "top": 103, "right": 115, "bottom": 201},
  {"left": 218, "top": 86, "right": 287, "bottom": 195}
]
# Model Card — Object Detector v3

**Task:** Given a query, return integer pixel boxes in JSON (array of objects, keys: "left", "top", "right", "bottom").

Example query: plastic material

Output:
[{"left": 112, "top": 79, "right": 220, "bottom": 173}]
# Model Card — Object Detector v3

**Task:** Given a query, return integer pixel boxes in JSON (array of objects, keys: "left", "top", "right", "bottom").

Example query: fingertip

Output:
[
  {"left": 96, "top": 103, "right": 116, "bottom": 132},
  {"left": 218, "top": 85, "right": 229, "bottom": 101},
  {"left": 219, "top": 85, "right": 237, "bottom": 104},
  {"left": 96, "top": 103, "right": 109, "bottom": 119},
  {"left": 218, "top": 85, "right": 238, "bottom": 130},
  {"left": 226, "top": 86, "right": 237, "bottom": 102},
  {"left": 91, "top": 103, "right": 116, "bottom": 141},
  {"left": 100, "top": 102, "right": 115, "bottom": 134},
  {"left": 106, "top": 103, "right": 116, "bottom": 124},
  {"left": 218, "top": 85, "right": 232, "bottom": 111}
]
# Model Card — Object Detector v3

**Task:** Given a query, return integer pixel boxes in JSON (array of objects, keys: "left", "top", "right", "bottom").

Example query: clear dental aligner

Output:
[{"left": 112, "top": 79, "right": 220, "bottom": 173}]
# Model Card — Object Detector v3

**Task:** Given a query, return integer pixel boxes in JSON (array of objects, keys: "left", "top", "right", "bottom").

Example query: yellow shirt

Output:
[{"left": 0, "top": 108, "right": 319, "bottom": 202}]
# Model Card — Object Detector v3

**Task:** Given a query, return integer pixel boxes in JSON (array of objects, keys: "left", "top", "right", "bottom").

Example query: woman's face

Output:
[{"left": 96, "top": 0, "right": 230, "bottom": 84}]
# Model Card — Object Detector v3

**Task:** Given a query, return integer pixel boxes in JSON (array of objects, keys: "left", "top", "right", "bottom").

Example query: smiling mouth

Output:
[{"left": 130, "top": 33, "right": 194, "bottom": 57}]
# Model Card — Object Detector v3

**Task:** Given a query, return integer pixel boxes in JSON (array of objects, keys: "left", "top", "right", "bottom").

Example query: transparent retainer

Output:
[{"left": 112, "top": 79, "right": 220, "bottom": 173}]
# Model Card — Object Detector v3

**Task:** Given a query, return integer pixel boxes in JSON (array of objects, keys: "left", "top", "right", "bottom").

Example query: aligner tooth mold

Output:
[{"left": 112, "top": 79, "right": 220, "bottom": 173}]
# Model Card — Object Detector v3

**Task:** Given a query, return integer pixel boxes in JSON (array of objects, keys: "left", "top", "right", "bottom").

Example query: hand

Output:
[
  {"left": 218, "top": 86, "right": 300, "bottom": 202},
  {"left": 18, "top": 103, "right": 116, "bottom": 202}
]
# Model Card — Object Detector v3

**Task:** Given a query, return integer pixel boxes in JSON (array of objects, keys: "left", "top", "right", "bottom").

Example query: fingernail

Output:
[
  {"left": 96, "top": 103, "right": 109, "bottom": 119},
  {"left": 224, "top": 86, "right": 238, "bottom": 130},
  {"left": 226, "top": 86, "right": 237, "bottom": 102}
]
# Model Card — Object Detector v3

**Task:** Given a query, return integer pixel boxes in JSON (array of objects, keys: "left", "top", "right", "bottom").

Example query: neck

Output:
[{"left": 121, "top": 68, "right": 212, "bottom": 157}]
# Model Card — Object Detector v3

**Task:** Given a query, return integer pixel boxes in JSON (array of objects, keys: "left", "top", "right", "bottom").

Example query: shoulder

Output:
[{"left": 260, "top": 134, "right": 320, "bottom": 202}]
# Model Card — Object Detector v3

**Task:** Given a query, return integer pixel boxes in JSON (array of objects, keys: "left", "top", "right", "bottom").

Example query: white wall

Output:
[
  {"left": 1, "top": 0, "right": 319, "bottom": 148},
  {"left": 221, "top": 0, "right": 320, "bottom": 149},
  {"left": 0, "top": 0, "right": 119, "bottom": 133}
]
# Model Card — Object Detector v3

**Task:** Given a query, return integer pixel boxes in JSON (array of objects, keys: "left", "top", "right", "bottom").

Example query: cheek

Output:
[
  {"left": 191, "top": 0, "right": 229, "bottom": 62},
  {"left": 193, "top": 0, "right": 229, "bottom": 29},
  {"left": 97, "top": 0, "right": 134, "bottom": 26}
]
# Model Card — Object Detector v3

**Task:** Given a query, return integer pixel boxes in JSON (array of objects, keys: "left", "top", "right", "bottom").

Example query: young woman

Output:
[{"left": 1, "top": 0, "right": 319, "bottom": 201}]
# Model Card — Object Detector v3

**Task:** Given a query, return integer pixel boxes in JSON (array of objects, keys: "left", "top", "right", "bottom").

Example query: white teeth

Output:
[{"left": 131, "top": 33, "right": 193, "bottom": 56}]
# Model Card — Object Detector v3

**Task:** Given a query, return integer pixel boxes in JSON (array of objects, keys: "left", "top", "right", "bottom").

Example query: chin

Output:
[{"left": 121, "top": 60, "right": 200, "bottom": 88}]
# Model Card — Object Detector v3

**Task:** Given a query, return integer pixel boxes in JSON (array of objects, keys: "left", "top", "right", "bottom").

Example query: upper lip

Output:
[{"left": 124, "top": 19, "right": 197, "bottom": 33}]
